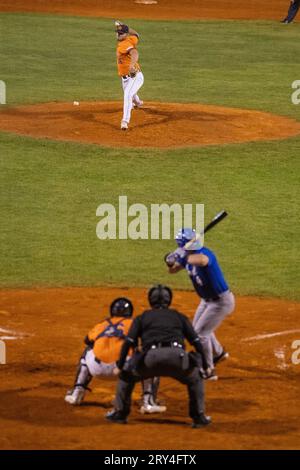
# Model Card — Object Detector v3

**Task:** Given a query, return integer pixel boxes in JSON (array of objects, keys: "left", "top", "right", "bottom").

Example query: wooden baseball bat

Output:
[
  {"left": 184, "top": 210, "right": 228, "bottom": 249},
  {"left": 203, "top": 210, "right": 228, "bottom": 235}
]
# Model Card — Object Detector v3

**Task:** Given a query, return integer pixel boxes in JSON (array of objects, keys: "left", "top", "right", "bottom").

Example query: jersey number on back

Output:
[{"left": 188, "top": 266, "right": 203, "bottom": 286}]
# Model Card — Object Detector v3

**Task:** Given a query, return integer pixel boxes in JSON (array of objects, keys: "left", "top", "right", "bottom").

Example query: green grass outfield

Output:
[{"left": 0, "top": 13, "right": 300, "bottom": 299}]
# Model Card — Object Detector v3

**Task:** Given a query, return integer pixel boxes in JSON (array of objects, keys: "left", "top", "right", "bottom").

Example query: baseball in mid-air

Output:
[{"left": 73, "top": 101, "right": 80, "bottom": 106}]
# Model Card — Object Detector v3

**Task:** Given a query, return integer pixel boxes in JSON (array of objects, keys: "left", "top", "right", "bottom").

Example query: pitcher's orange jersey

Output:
[
  {"left": 87, "top": 317, "right": 133, "bottom": 363},
  {"left": 116, "top": 35, "right": 141, "bottom": 77}
]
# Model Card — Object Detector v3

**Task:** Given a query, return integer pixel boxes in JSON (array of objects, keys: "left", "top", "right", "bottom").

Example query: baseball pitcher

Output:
[
  {"left": 65, "top": 297, "right": 165, "bottom": 414},
  {"left": 115, "top": 21, "right": 144, "bottom": 130},
  {"left": 165, "top": 229, "right": 235, "bottom": 380}
]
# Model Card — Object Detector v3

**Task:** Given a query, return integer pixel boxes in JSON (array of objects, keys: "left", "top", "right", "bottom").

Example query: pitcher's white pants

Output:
[{"left": 121, "top": 71, "right": 144, "bottom": 123}]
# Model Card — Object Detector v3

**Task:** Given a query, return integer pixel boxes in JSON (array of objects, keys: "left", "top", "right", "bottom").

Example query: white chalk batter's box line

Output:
[
  {"left": 0, "top": 327, "right": 33, "bottom": 341},
  {"left": 242, "top": 329, "right": 300, "bottom": 369},
  {"left": 242, "top": 329, "right": 300, "bottom": 342}
]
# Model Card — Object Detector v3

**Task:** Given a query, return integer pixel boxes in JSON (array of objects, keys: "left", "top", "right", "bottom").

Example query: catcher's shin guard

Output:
[{"left": 65, "top": 350, "right": 92, "bottom": 405}]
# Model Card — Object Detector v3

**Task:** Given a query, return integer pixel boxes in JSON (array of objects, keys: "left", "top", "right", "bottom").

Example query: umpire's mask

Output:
[{"left": 148, "top": 284, "right": 172, "bottom": 309}]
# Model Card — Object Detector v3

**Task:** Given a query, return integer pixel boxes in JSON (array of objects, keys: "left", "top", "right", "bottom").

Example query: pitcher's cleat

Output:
[
  {"left": 133, "top": 100, "right": 144, "bottom": 109},
  {"left": 121, "top": 120, "right": 128, "bottom": 130},
  {"left": 140, "top": 403, "right": 167, "bottom": 414}
]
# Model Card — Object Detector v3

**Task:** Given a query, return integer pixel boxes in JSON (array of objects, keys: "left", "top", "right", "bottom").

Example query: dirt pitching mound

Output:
[
  {"left": 0, "top": 286, "right": 299, "bottom": 450},
  {"left": 1, "top": 101, "right": 300, "bottom": 149},
  {"left": 0, "top": 0, "right": 290, "bottom": 21}
]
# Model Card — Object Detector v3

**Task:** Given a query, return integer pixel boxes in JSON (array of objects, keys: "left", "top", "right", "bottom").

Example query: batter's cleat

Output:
[
  {"left": 192, "top": 414, "right": 212, "bottom": 428},
  {"left": 133, "top": 100, "right": 143, "bottom": 109},
  {"left": 202, "top": 369, "right": 218, "bottom": 381},
  {"left": 213, "top": 350, "right": 229, "bottom": 366},
  {"left": 64, "top": 387, "right": 86, "bottom": 405},
  {"left": 207, "top": 371, "right": 218, "bottom": 381},
  {"left": 121, "top": 120, "right": 128, "bottom": 130},
  {"left": 280, "top": 19, "right": 290, "bottom": 23},
  {"left": 105, "top": 410, "right": 127, "bottom": 424},
  {"left": 140, "top": 403, "right": 167, "bottom": 414}
]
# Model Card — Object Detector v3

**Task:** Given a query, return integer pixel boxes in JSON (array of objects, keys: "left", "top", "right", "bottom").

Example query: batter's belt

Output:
[{"left": 203, "top": 289, "right": 231, "bottom": 302}]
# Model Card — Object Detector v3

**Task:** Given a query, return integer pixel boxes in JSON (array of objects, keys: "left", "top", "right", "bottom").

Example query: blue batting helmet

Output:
[{"left": 175, "top": 228, "right": 202, "bottom": 251}]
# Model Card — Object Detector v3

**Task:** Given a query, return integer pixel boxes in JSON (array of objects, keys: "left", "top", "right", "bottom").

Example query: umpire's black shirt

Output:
[{"left": 117, "top": 308, "right": 206, "bottom": 369}]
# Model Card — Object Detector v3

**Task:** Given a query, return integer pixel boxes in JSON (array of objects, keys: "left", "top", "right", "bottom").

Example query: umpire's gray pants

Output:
[
  {"left": 193, "top": 291, "right": 235, "bottom": 369},
  {"left": 115, "top": 347, "right": 205, "bottom": 421}
]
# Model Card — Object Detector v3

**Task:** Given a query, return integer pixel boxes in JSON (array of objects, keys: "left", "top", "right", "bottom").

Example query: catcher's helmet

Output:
[
  {"left": 148, "top": 284, "right": 172, "bottom": 309},
  {"left": 175, "top": 228, "right": 202, "bottom": 251},
  {"left": 110, "top": 297, "right": 133, "bottom": 318}
]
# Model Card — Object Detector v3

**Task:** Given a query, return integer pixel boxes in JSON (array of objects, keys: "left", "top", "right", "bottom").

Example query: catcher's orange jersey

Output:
[
  {"left": 88, "top": 317, "right": 133, "bottom": 363},
  {"left": 116, "top": 35, "right": 141, "bottom": 76}
]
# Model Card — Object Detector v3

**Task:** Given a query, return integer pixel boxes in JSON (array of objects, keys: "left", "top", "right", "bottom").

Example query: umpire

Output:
[
  {"left": 281, "top": 0, "right": 300, "bottom": 23},
  {"left": 106, "top": 285, "right": 211, "bottom": 428}
]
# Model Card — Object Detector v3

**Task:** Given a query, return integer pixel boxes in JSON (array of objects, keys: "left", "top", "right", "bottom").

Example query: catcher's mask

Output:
[
  {"left": 148, "top": 284, "right": 172, "bottom": 309},
  {"left": 110, "top": 297, "right": 133, "bottom": 318},
  {"left": 116, "top": 24, "right": 129, "bottom": 36}
]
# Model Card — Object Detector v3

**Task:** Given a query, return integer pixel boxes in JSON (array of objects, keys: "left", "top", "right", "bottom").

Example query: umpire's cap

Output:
[
  {"left": 110, "top": 297, "right": 133, "bottom": 318},
  {"left": 148, "top": 284, "right": 173, "bottom": 309}
]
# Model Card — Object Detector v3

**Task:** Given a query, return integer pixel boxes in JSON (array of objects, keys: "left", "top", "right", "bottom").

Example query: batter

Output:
[{"left": 165, "top": 228, "right": 235, "bottom": 379}]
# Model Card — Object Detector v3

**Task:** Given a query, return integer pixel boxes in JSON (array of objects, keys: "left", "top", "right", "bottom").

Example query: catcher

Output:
[
  {"left": 115, "top": 20, "right": 144, "bottom": 130},
  {"left": 65, "top": 297, "right": 166, "bottom": 414}
]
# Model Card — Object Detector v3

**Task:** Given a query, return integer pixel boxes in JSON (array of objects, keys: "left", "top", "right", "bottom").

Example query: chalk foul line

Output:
[{"left": 242, "top": 329, "right": 300, "bottom": 342}]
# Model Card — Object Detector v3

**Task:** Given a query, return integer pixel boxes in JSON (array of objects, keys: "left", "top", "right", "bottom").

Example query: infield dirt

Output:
[
  {"left": 0, "top": 287, "right": 299, "bottom": 450},
  {"left": 0, "top": 0, "right": 291, "bottom": 21}
]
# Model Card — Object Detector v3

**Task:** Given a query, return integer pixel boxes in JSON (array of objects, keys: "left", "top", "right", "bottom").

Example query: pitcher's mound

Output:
[{"left": 1, "top": 101, "right": 300, "bottom": 148}]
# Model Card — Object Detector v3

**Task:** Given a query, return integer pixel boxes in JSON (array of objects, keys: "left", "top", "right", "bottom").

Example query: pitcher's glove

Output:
[{"left": 129, "top": 68, "right": 137, "bottom": 78}]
